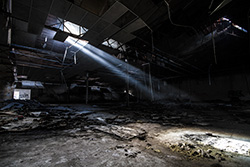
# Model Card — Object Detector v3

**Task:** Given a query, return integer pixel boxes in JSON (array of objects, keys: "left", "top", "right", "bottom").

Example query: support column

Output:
[
  {"left": 7, "top": 0, "right": 12, "bottom": 46},
  {"left": 126, "top": 59, "right": 129, "bottom": 107},
  {"left": 142, "top": 63, "right": 154, "bottom": 101},
  {"left": 148, "top": 63, "right": 154, "bottom": 101},
  {"left": 85, "top": 72, "right": 89, "bottom": 104}
]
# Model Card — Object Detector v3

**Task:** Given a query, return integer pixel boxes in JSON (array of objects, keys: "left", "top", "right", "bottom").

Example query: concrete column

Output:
[
  {"left": 126, "top": 59, "right": 129, "bottom": 107},
  {"left": 85, "top": 73, "right": 89, "bottom": 104}
]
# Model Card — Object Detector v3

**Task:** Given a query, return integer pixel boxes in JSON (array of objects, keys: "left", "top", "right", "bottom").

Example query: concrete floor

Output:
[{"left": 1, "top": 102, "right": 250, "bottom": 167}]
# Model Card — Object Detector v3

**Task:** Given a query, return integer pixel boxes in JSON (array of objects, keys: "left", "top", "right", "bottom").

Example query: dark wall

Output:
[{"left": 161, "top": 72, "right": 250, "bottom": 102}]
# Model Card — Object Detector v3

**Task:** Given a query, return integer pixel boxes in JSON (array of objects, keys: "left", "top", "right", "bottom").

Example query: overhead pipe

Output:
[
  {"left": 16, "top": 61, "right": 63, "bottom": 70},
  {"left": 135, "top": 35, "right": 204, "bottom": 74},
  {"left": 117, "top": 2, "right": 204, "bottom": 75},
  {"left": 210, "top": 0, "right": 232, "bottom": 16},
  {"left": 11, "top": 44, "right": 65, "bottom": 59},
  {"left": 6, "top": 0, "right": 12, "bottom": 45},
  {"left": 10, "top": 50, "right": 65, "bottom": 64},
  {"left": 111, "top": 1, "right": 203, "bottom": 74}
]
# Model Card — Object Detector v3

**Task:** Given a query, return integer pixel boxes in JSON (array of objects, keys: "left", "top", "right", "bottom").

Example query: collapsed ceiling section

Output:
[{"left": 0, "top": 0, "right": 249, "bottom": 86}]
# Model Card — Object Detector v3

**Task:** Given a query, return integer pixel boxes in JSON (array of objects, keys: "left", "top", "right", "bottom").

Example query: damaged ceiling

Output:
[
  {"left": 0, "top": 0, "right": 249, "bottom": 87},
  {"left": 1, "top": 1, "right": 250, "bottom": 166}
]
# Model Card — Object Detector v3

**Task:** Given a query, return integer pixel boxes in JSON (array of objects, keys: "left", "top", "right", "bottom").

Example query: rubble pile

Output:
[
  {"left": 168, "top": 142, "right": 228, "bottom": 161},
  {"left": 0, "top": 100, "right": 89, "bottom": 131}
]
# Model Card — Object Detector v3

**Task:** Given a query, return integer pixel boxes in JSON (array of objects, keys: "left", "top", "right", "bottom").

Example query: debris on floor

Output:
[
  {"left": 1, "top": 100, "right": 250, "bottom": 166},
  {"left": 91, "top": 124, "right": 146, "bottom": 140}
]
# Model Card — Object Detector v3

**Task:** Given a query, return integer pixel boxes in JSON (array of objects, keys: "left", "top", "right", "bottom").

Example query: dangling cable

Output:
[
  {"left": 209, "top": 0, "right": 215, "bottom": 10},
  {"left": 163, "top": 0, "right": 199, "bottom": 37}
]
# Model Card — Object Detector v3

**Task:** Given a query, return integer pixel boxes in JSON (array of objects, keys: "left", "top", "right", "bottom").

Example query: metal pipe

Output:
[
  {"left": 7, "top": 0, "right": 12, "bottom": 45},
  {"left": 209, "top": 0, "right": 215, "bottom": 10},
  {"left": 63, "top": 47, "right": 68, "bottom": 63},
  {"left": 11, "top": 44, "right": 65, "bottom": 58},
  {"left": 16, "top": 61, "right": 62, "bottom": 69},
  {"left": 135, "top": 36, "right": 204, "bottom": 73},
  {"left": 118, "top": 1, "right": 204, "bottom": 75},
  {"left": 10, "top": 50, "right": 62, "bottom": 64},
  {"left": 210, "top": 0, "right": 232, "bottom": 16}
]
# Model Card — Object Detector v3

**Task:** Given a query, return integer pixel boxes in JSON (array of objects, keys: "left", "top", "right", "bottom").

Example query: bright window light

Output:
[
  {"left": 63, "top": 21, "right": 88, "bottom": 36},
  {"left": 232, "top": 24, "right": 248, "bottom": 33},
  {"left": 102, "top": 39, "right": 126, "bottom": 51},
  {"left": 221, "top": 17, "right": 230, "bottom": 22},
  {"left": 220, "top": 17, "right": 247, "bottom": 33},
  {"left": 65, "top": 36, "right": 89, "bottom": 47}
]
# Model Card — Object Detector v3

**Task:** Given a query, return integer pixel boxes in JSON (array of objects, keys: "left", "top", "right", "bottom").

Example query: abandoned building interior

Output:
[{"left": 0, "top": 0, "right": 250, "bottom": 166}]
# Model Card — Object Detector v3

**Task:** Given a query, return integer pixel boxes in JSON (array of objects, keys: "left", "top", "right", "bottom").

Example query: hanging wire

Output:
[
  {"left": 163, "top": 0, "right": 199, "bottom": 37},
  {"left": 209, "top": 18, "right": 217, "bottom": 64},
  {"left": 209, "top": 0, "right": 215, "bottom": 10}
]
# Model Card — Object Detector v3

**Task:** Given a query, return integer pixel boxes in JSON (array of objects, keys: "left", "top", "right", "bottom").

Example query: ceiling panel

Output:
[
  {"left": 123, "top": 18, "right": 145, "bottom": 33},
  {"left": 32, "top": 0, "right": 53, "bottom": 13},
  {"left": 140, "top": 5, "right": 158, "bottom": 22},
  {"left": 145, "top": 5, "right": 167, "bottom": 25},
  {"left": 99, "top": 24, "right": 120, "bottom": 39},
  {"left": 13, "top": 0, "right": 32, "bottom": 7},
  {"left": 133, "top": 0, "right": 155, "bottom": 17},
  {"left": 119, "top": 0, "right": 140, "bottom": 11},
  {"left": 91, "top": 19, "right": 110, "bottom": 33},
  {"left": 12, "top": 31, "right": 37, "bottom": 48},
  {"left": 79, "top": 0, "right": 109, "bottom": 16},
  {"left": 82, "top": 30, "right": 99, "bottom": 41},
  {"left": 113, "top": 11, "right": 137, "bottom": 28},
  {"left": 28, "top": 23, "right": 44, "bottom": 34},
  {"left": 13, "top": 19, "right": 28, "bottom": 32},
  {"left": 112, "top": 30, "right": 136, "bottom": 44},
  {"left": 12, "top": 2, "right": 31, "bottom": 22},
  {"left": 29, "top": 9, "right": 48, "bottom": 24},
  {"left": 28, "top": 9, "right": 48, "bottom": 34},
  {"left": 50, "top": 0, "right": 72, "bottom": 19},
  {"left": 102, "top": 2, "right": 128, "bottom": 24},
  {"left": 41, "top": 28, "right": 57, "bottom": 39},
  {"left": 65, "top": 4, "right": 87, "bottom": 24},
  {"left": 91, "top": 34, "right": 107, "bottom": 46},
  {"left": 80, "top": 12, "right": 99, "bottom": 29}
]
